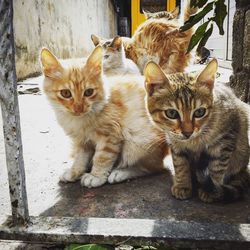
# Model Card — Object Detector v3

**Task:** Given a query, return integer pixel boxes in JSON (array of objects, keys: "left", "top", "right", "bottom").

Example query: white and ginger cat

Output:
[
  {"left": 40, "top": 46, "right": 167, "bottom": 188},
  {"left": 91, "top": 35, "right": 140, "bottom": 76},
  {"left": 144, "top": 59, "right": 250, "bottom": 203}
]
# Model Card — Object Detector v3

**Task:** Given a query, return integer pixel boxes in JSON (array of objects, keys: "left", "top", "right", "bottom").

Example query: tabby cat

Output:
[
  {"left": 144, "top": 59, "right": 250, "bottom": 203},
  {"left": 91, "top": 35, "right": 140, "bottom": 76},
  {"left": 40, "top": 46, "right": 166, "bottom": 188},
  {"left": 143, "top": 6, "right": 179, "bottom": 20}
]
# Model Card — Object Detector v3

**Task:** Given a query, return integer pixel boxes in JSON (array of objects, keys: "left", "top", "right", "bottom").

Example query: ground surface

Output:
[{"left": 0, "top": 67, "right": 250, "bottom": 249}]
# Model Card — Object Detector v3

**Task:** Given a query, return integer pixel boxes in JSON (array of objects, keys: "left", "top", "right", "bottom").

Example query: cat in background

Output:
[
  {"left": 91, "top": 35, "right": 140, "bottom": 76},
  {"left": 123, "top": 0, "right": 197, "bottom": 73},
  {"left": 144, "top": 59, "right": 250, "bottom": 203},
  {"left": 93, "top": 1, "right": 197, "bottom": 74},
  {"left": 143, "top": 6, "right": 179, "bottom": 20},
  {"left": 40, "top": 46, "right": 167, "bottom": 188}
]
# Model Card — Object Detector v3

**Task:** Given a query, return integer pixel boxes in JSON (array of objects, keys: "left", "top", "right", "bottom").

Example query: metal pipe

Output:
[{"left": 0, "top": 0, "right": 29, "bottom": 225}]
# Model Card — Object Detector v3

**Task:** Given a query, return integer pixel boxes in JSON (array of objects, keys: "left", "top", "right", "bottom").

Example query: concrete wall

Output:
[
  {"left": 13, "top": 0, "right": 117, "bottom": 79},
  {"left": 229, "top": 0, "right": 250, "bottom": 104}
]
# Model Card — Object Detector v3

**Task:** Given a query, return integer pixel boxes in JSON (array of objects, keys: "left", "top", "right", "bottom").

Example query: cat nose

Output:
[
  {"left": 73, "top": 104, "right": 83, "bottom": 115},
  {"left": 182, "top": 131, "right": 193, "bottom": 138}
]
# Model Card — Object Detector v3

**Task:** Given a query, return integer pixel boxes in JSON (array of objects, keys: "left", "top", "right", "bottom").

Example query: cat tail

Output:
[
  {"left": 220, "top": 170, "right": 250, "bottom": 203},
  {"left": 183, "top": 0, "right": 198, "bottom": 23}
]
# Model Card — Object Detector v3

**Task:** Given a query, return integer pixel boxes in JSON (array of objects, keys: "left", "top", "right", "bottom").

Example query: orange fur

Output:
[
  {"left": 123, "top": 1, "right": 197, "bottom": 73},
  {"left": 41, "top": 46, "right": 169, "bottom": 188}
]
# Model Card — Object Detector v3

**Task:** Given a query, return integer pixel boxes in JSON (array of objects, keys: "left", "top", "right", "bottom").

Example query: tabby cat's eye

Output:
[
  {"left": 165, "top": 109, "right": 179, "bottom": 119},
  {"left": 60, "top": 89, "right": 72, "bottom": 99},
  {"left": 104, "top": 55, "right": 110, "bottom": 59},
  {"left": 84, "top": 88, "right": 94, "bottom": 97},
  {"left": 194, "top": 107, "right": 206, "bottom": 118}
]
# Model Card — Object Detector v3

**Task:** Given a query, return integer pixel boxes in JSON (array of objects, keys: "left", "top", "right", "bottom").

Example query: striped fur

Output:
[
  {"left": 144, "top": 59, "right": 250, "bottom": 203},
  {"left": 41, "top": 46, "right": 167, "bottom": 188},
  {"left": 143, "top": 6, "right": 179, "bottom": 20},
  {"left": 123, "top": 0, "right": 197, "bottom": 74}
]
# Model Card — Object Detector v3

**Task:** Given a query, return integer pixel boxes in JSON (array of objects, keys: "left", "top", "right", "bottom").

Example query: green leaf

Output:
[
  {"left": 180, "top": 2, "right": 214, "bottom": 32},
  {"left": 213, "top": 0, "right": 227, "bottom": 35},
  {"left": 197, "top": 23, "right": 214, "bottom": 52},
  {"left": 190, "top": 0, "right": 209, "bottom": 8},
  {"left": 186, "top": 21, "right": 210, "bottom": 53},
  {"left": 65, "top": 244, "right": 114, "bottom": 250}
]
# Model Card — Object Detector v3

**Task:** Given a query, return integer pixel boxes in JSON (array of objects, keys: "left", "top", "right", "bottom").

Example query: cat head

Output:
[
  {"left": 143, "top": 6, "right": 179, "bottom": 20},
  {"left": 144, "top": 59, "right": 218, "bottom": 141},
  {"left": 40, "top": 46, "right": 106, "bottom": 116},
  {"left": 91, "top": 35, "right": 125, "bottom": 70}
]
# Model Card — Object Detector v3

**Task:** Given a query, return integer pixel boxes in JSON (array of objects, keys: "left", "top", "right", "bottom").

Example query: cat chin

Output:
[{"left": 168, "top": 132, "right": 195, "bottom": 141}]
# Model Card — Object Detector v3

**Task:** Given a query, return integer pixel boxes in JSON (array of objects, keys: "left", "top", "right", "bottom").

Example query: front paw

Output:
[
  {"left": 59, "top": 168, "right": 81, "bottom": 183},
  {"left": 171, "top": 185, "right": 192, "bottom": 200},
  {"left": 81, "top": 173, "right": 107, "bottom": 188},
  {"left": 198, "top": 189, "right": 214, "bottom": 203},
  {"left": 108, "top": 169, "right": 128, "bottom": 184}
]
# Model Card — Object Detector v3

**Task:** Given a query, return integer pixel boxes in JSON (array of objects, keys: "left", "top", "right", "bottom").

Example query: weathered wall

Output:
[
  {"left": 230, "top": 0, "right": 250, "bottom": 103},
  {"left": 13, "top": 0, "right": 117, "bottom": 79}
]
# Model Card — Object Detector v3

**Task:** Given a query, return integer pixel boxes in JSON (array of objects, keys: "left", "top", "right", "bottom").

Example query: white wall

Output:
[{"left": 13, "top": 0, "right": 117, "bottom": 79}]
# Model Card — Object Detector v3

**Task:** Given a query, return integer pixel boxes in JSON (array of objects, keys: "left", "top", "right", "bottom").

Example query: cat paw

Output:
[
  {"left": 81, "top": 173, "right": 107, "bottom": 188},
  {"left": 198, "top": 189, "right": 214, "bottom": 203},
  {"left": 59, "top": 168, "right": 81, "bottom": 183},
  {"left": 171, "top": 185, "right": 192, "bottom": 200},
  {"left": 108, "top": 169, "right": 129, "bottom": 184}
]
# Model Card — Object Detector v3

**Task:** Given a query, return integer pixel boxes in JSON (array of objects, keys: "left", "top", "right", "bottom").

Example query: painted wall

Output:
[{"left": 13, "top": 0, "right": 117, "bottom": 79}]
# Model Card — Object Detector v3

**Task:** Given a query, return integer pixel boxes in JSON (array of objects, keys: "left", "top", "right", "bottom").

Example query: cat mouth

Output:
[{"left": 71, "top": 111, "right": 86, "bottom": 117}]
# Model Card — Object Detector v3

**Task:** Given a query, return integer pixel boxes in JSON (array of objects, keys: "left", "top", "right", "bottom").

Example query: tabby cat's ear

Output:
[
  {"left": 91, "top": 34, "right": 101, "bottom": 47},
  {"left": 86, "top": 46, "right": 103, "bottom": 74},
  {"left": 110, "top": 36, "right": 122, "bottom": 50},
  {"left": 40, "top": 48, "right": 63, "bottom": 79},
  {"left": 144, "top": 61, "right": 170, "bottom": 96},
  {"left": 171, "top": 6, "right": 179, "bottom": 18},
  {"left": 143, "top": 9, "right": 151, "bottom": 19},
  {"left": 196, "top": 58, "right": 218, "bottom": 90}
]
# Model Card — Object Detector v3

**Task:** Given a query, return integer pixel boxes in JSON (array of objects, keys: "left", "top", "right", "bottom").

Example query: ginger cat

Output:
[
  {"left": 124, "top": 0, "right": 197, "bottom": 73},
  {"left": 91, "top": 35, "right": 140, "bottom": 76},
  {"left": 40, "top": 46, "right": 167, "bottom": 188},
  {"left": 144, "top": 59, "right": 250, "bottom": 203}
]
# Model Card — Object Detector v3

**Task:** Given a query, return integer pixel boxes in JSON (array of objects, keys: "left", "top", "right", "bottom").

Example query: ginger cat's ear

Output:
[
  {"left": 171, "top": 6, "right": 179, "bottom": 18},
  {"left": 40, "top": 48, "right": 63, "bottom": 79},
  {"left": 110, "top": 36, "right": 122, "bottom": 50},
  {"left": 196, "top": 58, "right": 218, "bottom": 90},
  {"left": 86, "top": 46, "right": 103, "bottom": 74},
  {"left": 91, "top": 34, "right": 101, "bottom": 47},
  {"left": 144, "top": 61, "right": 170, "bottom": 96}
]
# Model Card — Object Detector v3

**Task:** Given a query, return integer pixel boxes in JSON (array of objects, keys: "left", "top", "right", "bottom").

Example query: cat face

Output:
[
  {"left": 40, "top": 46, "right": 106, "bottom": 116},
  {"left": 144, "top": 59, "right": 218, "bottom": 140},
  {"left": 91, "top": 35, "right": 125, "bottom": 68}
]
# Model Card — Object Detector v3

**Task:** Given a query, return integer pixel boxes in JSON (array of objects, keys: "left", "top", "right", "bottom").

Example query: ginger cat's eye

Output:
[
  {"left": 194, "top": 107, "right": 206, "bottom": 118},
  {"left": 104, "top": 55, "right": 110, "bottom": 59},
  {"left": 165, "top": 109, "right": 179, "bottom": 119},
  {"left": 60, "top": 89, "right": 72, "bottom": 99},
  {"left": 84, "top": 88, "right": 94, "bottom": 97}
]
